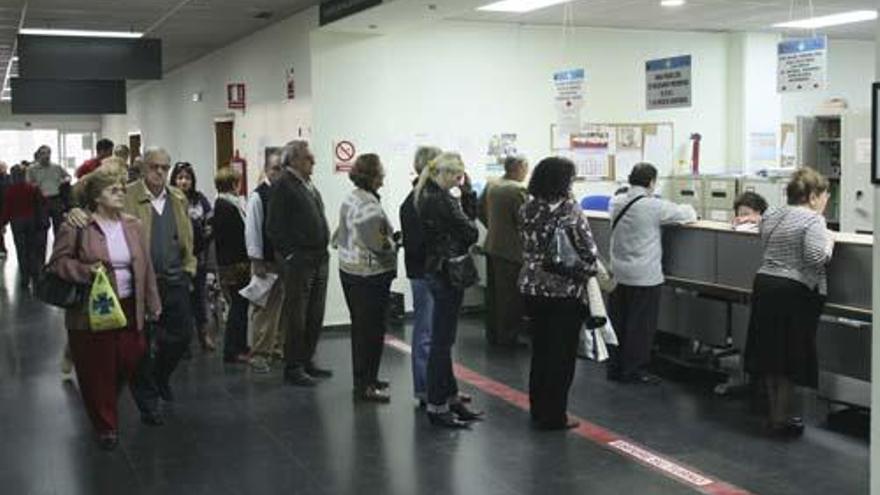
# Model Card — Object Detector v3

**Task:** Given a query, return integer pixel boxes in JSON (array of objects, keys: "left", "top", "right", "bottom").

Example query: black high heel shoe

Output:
[{"left": 428, "top": 411, "right": 470, "bottom": 429}]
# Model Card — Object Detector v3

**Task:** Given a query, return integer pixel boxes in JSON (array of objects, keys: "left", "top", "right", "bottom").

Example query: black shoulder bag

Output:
[{"left": 35, "top": 228, "right": 89, "bottom": 309}]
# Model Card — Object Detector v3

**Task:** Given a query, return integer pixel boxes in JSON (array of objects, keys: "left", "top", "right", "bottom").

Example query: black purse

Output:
[
  {"left": 446, "top": 253, "right": 479, "bottom": 289},
  {"left": 35, "top": 228, "right": 89, "bottom": 309}
]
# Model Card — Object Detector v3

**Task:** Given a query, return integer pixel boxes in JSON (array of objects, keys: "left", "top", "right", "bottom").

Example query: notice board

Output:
[{"left": 551, "top": 122, "right": 674, "bottom": 180}]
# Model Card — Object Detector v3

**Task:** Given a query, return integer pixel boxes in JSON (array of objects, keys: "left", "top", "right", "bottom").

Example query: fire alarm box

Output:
[{"left": 227, "top": 83, "right": 246, "bottom": 110}]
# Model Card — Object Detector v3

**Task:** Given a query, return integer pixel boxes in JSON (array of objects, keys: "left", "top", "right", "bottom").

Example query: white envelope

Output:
[{"left": 239, "top": 273, "right": 278, "bottom": 308}]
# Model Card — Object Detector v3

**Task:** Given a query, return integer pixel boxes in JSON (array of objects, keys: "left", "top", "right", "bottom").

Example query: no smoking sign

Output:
[{"left": 334, "top": 140, "right": 356, "bottom": 173}]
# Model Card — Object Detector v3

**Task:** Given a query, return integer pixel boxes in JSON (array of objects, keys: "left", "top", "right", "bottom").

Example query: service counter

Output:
[{"left": 586, "top": 212, "right": 872, "bottom": 408}]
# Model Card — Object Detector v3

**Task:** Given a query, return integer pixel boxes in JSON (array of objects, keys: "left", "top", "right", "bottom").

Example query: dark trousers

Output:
[
  {"left": 486, "top": 255, "right": 525, "bottom": 345},
  {"left": 281, "top": 253, "right": 329, "bottom": 372},
  {"left": 131, "top": 278, "right": 194, "bottom": 413},
  {"left": 607, "top": 284, "right": 662, "bottom": 379},
  {"left": 68, "top": 300, "right": 145, "bottom": 434},
  {"left": 223, "top": 284, "right": 250, "bottom": 360},
  {"left": 426, "top": 275, "right": 464, "bottom": 410},
  {"left": 526, "top": 296, "right": 584, "bottom": 427},
  {"left": 46, "top": 195, "right": 66, "bottom": 235},
  {"left": 341, "top": 270, "right": 394, "bottom": 391},
  {"left": 191, "top": 266, "right": 209, "bottom": 330},
  {"left": 11, "top": 218, "right": 46, "bottom": 284}
]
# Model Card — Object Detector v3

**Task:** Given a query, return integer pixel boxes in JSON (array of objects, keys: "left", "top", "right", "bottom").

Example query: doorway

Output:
[
  {"left": 214, "top": 120, "right": 234, "bottom": 171},
  {"left": 128, "top": 133, "right": 142, "bottom": 165}
]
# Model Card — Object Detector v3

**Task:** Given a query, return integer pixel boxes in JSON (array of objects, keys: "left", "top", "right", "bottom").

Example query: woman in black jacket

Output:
[
  {"left": 212, "top": 167, "right": 251, "bottom": 363},
  {"left": 171, "top": 162, "right": 215, "bottom": 351},
  {"left": 414, "top": 152, "right": 483, "bottom": 429}
]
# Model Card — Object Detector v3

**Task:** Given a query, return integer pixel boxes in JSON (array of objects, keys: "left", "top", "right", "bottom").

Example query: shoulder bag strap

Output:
[{"left": 611, "top": 195, "right": 647, "bottom": 231}]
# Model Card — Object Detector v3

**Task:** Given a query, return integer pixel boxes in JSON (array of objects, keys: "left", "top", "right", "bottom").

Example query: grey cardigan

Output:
[
  {"left": 333, "top": 188, "right": 397, "bottom": 277},
  {"left": 757, "top": 206, "right": 833, "bottom": 295}
]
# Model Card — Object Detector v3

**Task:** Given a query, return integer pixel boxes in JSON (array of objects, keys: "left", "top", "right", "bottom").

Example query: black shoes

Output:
[
  {"left": 450, "top": 402, "right": 485, "bottom": 421},
  {"left": 157, "top": 381, "right": 174, "bottom": 402},
  {"left": 354, "top": 386, "right": 391, "bottom": 403},
  {"left": 305, "top": 363, "right": 333, "bottom": 379},
  {"left": 374, "top": 379, "right": 390, "bottom": 390},
  {"left": 532, "top": 416, "right": 580, "bottom": 431},
  {"left": 98, "top": 431, "right": 119, "bottom": 450},
  {"left": 428, "top": 411, "right": 470, "bottom": 429},
  {"left": 284, "top": 368, "right": 317, "bottom": 387},
  {"left": 767, "top": 417, "right": 805, "bottom": 438},
  {"left": 141, "top": 412, "right": 164, "bottom": 426}
]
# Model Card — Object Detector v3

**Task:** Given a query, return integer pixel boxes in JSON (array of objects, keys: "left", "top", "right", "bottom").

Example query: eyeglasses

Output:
[{"left": 148, "top": 162, "right": 171, "bottom": 172}]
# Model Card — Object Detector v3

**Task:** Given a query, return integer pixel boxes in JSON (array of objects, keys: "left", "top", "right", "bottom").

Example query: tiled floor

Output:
[{"left": 0, "top": 250, "right": 868, "bottom": 494}]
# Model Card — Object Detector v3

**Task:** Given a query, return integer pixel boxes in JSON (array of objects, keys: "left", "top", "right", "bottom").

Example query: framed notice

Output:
[{"left": 872, "top": 82, "right": 880, "bottom": 184}]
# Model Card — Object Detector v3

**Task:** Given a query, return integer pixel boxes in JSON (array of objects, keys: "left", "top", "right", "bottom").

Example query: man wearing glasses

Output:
[{"left": 69, "top": 147, "right": 196, "bottom": 425}]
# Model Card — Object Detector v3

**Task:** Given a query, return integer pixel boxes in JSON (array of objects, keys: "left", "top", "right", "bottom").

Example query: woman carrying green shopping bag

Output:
[{"left": 48, "top": 166, "right": 161, "bottom": 450}]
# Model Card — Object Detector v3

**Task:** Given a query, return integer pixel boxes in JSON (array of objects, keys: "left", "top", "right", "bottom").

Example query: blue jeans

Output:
[
  {"left": 410, "top": 278, "right": 434, "bottom": 400},
  {"left": 426, "top": 274, "right": 464, "bottom": 412}
]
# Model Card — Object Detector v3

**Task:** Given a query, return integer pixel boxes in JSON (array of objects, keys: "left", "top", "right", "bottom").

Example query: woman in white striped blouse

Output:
[{"left": 744, "top": 167, "right": 834, "bottom": 438}]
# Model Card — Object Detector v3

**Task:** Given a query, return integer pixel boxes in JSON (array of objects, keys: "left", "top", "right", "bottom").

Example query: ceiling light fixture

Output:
[
  {"left": 660, "top": 0, "right": 685, "bottom": 7},
  {"left": 477, "top": 0, "right": 572, "bottom": 13},
  {"left": 772, "top": 10, "right": 877, "bottom": 29},
  {"left": 19, "top": 28, "right": 143, "bottom": 38}
]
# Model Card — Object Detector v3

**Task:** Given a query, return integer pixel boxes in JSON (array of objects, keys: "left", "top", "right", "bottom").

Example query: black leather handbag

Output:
[
  {"left": 35, "top": 228, "right": 89, "bottom": 309},
  {"left": 446, "top": 253, "right": 479, "bottom": 289}
]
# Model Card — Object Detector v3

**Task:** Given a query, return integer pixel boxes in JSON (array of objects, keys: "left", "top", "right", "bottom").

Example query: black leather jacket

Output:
[{"left": 416, "top": 180, "right": 479, "bottom": 277}]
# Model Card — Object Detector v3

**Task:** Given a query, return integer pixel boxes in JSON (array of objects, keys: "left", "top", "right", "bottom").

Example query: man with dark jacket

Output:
[{"left": 266, "top": 140, "right": 333, "bottom": 387}]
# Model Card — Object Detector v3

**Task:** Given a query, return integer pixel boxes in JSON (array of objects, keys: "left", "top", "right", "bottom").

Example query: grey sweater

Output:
[
  {"left": 333, "top": 188, "right": 397, "bottom": 277},
  {"left": 609, "top": 186, "right": 697, "bottom": 286},
  {"left": 757, "top": 206, "right": 834, "bottom": 295}
]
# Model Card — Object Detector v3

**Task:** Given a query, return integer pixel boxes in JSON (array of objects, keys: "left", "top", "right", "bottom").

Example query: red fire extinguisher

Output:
[
  {"left": 690, "top": 133, "right": 702, "bottom": 176},
  {"left": 229, "top": 150, "right": 248, "bottom": 195}
]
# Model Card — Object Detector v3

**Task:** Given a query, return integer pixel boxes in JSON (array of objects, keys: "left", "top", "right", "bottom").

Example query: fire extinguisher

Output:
[
  {"left": 229, "top": 150, "right": 248, "bottom": 195},
  {"left": 690, "top": 133, "right": 702, "bottom": 176}
]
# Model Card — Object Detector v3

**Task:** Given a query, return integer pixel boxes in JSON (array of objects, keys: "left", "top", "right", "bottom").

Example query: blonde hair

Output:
[
  {"left": 215, "top": 166, "right": 241, "bottom": 193},
  {"left": 413, "top": 146, "right": 442, "bottom": 174},
  {"left": 100, "top": 156, "right": 127, "bottom": 171},
  {"left": 413, "top": 152, "right": 465, "bottom": 204}
]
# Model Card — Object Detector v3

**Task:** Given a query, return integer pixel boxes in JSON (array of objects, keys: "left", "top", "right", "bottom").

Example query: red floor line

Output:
[{"left": 384, "top": 335, "right": 756, "bottom": 495}]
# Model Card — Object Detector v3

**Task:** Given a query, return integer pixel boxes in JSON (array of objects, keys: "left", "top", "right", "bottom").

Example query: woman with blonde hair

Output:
[
  {"left": 415, "top": 152, "right": 483, "bottom": 428},
  {"left": 47, "top": 166, "right": 161, "bottom": 449},
  {"left": 745, "top": 167, "right": 834, "bottom": 437}
]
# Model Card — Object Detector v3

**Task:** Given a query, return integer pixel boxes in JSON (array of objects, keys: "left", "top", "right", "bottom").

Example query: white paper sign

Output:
[
  {"left": 777, "top": 36, "right": 827, "bottom": 93},
  {"left": 553, "top": 68, "right": 586, "bottom": 136},
  {"left": 856, "top": 138, "right": 872, "bottom": 165},
  {"left": 646, "top": 55, "right": 692, "bottom": 110}
]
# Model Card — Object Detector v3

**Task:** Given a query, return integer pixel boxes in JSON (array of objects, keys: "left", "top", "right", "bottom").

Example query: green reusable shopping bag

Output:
[{"left": 88, "top": 266, "right": 128, "bottom": 332}]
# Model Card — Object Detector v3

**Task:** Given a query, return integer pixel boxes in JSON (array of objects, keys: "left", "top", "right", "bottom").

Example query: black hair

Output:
[
  {"left": 503, "top": 156, "right": 526, "bottom": 176},
  {"left": 628, "top": 162, "right": 658, "bottom": 188},
  {"left": 10, "top": 165, "right": 26, "bottom": 184},
  {"left": 527, "top": 156, "right": 576, "bottom": 201},
  {"left": 733, "top": 191, "right": 768, "bottom": 214},
  {"left": 96, "top": 138, "right": 114, "bottom": 154},
  {"left": 170, "top": 161, "right": 198, "bottom": 200}
]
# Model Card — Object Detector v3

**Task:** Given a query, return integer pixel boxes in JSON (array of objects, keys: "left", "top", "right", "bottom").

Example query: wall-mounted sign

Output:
[
  {"left": 646, "top": 55, "right": 692, "bottom": 110},
  {"left": 227, "top": 83, "right": 246, "bottom": 110},
  {"left": 334, "top": 140, "right": 357, "bottom": 173},
  {"left": 777, "top": 36, "right": 827, "bottom": 93},
  {"left": 320, "top": 0, "right": 382, "bottom": 26},
  {"left": 553, "top": 68, "right": 586, "bottom": 137}
]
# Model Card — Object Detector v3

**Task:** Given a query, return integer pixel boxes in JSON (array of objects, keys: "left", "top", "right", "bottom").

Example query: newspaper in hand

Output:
[{"left": 239, "top": 273, "right": 278, "bottom": 308}]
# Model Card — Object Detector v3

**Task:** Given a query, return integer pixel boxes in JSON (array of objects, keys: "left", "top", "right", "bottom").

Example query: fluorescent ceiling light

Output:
[
  {"left": 661, "top": 0, "right": 685, "bottom": 6},
  {"left": 773, "top": 10, "right": 877, "bottom": 29},
  {"left": 478, "top": 0, "right": 572, "bottom": 13},
  {"left": 19, "top": 28, "right": 143, "bottom": 38}
]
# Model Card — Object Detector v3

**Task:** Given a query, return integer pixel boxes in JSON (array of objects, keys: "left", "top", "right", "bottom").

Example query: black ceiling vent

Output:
[{"left": 253, "top": 11, "right": 273, "bottom": 19}]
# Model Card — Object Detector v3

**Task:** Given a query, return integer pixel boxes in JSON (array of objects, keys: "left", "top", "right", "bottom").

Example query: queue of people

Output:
[{"left": 0, "top": 135, "right": 832, "bottom": 447}]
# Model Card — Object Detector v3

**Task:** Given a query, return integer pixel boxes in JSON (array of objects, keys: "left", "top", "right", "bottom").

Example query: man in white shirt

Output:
[
  {"left": 245, "top": 153, "right": 285, "bottom": 373},
  {"left": 608, "top": 163, "right": 697, "bottom": 384}
]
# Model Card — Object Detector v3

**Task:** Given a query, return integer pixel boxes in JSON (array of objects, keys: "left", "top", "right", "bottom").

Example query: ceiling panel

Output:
[
  {"left": 456, "top": 0, "right": 877, "bottom": 38},
  {"left": 1, "top": 0, "right": 321, "bottom": 101}
]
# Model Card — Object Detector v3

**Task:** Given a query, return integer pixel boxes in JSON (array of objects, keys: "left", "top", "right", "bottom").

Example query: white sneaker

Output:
[{"left": 61, "top": 353, "right": 74, "bottom": 381}]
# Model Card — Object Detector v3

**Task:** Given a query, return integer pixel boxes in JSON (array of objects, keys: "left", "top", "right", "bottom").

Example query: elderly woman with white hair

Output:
[{"left": 415, "top": 152, "right": 484, "bottom": 428}]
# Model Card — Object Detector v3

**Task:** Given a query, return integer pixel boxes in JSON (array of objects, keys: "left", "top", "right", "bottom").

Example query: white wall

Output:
[
  {"left": 102, "top": 9, "right": 318, "bottom": 197},
  {"left": 0, "top": 103, "right": 101, "bottom": 132}
]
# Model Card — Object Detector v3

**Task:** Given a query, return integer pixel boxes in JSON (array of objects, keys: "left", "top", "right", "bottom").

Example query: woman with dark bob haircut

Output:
[
  {"left": 169, "top": 162, "right": 215, "bottom": 351},
  {"left": 519, "top": 156, "right": 597, "bottom": 430},
  {"left": 333, "top": 153, "right": 399, "bottom": 402}
]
